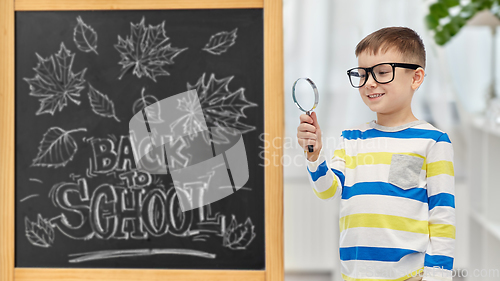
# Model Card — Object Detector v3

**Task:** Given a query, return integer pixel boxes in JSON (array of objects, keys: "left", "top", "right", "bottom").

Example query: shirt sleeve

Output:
[
  {"left": 423, "top": 133, "right": 455, "bottom": 281},
  {"left": 305, "top": 135, "right": 346, "bottom": 201}
]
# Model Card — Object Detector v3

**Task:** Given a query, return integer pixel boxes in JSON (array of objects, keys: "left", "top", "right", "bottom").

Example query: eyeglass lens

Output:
[{"left": 349, "top": 63, "right": 393, "bottom": 87}]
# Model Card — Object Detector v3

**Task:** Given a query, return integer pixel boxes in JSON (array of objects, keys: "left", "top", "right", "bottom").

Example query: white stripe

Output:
[
  {"left": 426, "top": 175, "right": 454, "bottom": 196},
  {"left": 425, "top": 236, "right": 455, "bottom": 257},
  {"left": 306, "top": 151, "right": 328, "bottom": 172},
  {"left": 344, "top": 137, "right": 434, "bottom": 155},
  {"left": 339, "top": 195, "right": 428, "bottom": 220},
  {"left": 427, "top": 142, "right": 453, "bottom": 163},
  {"left": 340, "top": 227, "right": 429, "bottom": 251},
  {"left": 429, "top": 206, "right": 456, "bottom": 224},
  {"left": 311, "top": 170, "right": 335, "bottom": 192},
  {"left": 342, "top": 165, "right": 428, "bottom": 188},
  {"left": 343, "top": 165, "right": 388, "bottom": 186},
  {"left": 341, "top": 252, "right": 425, "bottom": 280}
]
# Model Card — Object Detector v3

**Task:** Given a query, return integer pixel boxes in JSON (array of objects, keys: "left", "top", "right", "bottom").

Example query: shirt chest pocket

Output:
[{"left": 388, "top": 154, "right": 424, "bottom": 190}]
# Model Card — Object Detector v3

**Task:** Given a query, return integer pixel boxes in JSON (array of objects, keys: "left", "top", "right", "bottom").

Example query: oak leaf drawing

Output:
[
  {"left": 32, "top": 127, "right": 87, "bottom": 168},
  {"left": 25, "top": 214, "right": 55, "bottom": 248},
  {"left": 24, "top": 42, "right": 87, "bottom": 115},
  {"left": 222, "top": 215, "right": 256, "bottom": 250},
  {"left": 202, "top": 28, "right": 238, "bottom": 55},
  {"left": 73, "top": 16, "right": 99, "bottom": 54},
  {"left": 114, "top": 17, "right": 188, "bottom": 82},
  {"left": 87, "top": 84, "right": 120, "bottom": 122}
]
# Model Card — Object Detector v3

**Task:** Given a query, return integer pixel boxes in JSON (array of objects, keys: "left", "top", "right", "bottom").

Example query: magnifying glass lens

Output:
[{"left": 293, "top": 79, "right": 316, "bottom": 111}]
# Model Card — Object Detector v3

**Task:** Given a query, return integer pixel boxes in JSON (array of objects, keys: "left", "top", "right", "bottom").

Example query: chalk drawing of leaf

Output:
[
  {"left": 87, "top": 84, "right": 120, "bottom": 122},
  {"left": 175, "top": 73, "right": 257, "bottom": 144},
  {"left": 25, "top": 214, "right": 55, "bottom": 248},
  {"left": 73, "top": 16, "right": 98, "bottom": 55},
  {"left": 202, "top": 28, "right": 237, "bottom": 55},
  {"left": 169, "top": 90, "right": 207, "bottom": 140},
  {"left": 32, "top": 127, "right": 87, "bottom": 168},
  {"left": 114, "top": 17, "right": 188, "bottom": 82},
  {"left": 24, "top": 42, "right": 87, "bottom": 115},
  {"left": 132, "top": 87, "right": 163, "bottom": 123},
  {"left": 222, "top": 215, "right": 256, "bottom": 250}
]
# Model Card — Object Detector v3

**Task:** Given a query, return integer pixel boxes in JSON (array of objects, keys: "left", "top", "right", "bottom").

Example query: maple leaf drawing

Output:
[
  {"left": 25, "top": 214, "right": 55, "bottom": 248},
  {"left": 222, "top": 215, "right": 256, "bottom": 250},
  {"left": 32, "top": 127, "right": 87, "bottom": 168},
  {"left": 169, "top": 90, "right": 208, "bottom": 140},
  {"left": 24, "top": 42, "right": 87, "bottom": 115},
  {"left": 202, "top": 28, "right": 238, "bottom": 55},
  {"left": 114, "top": 17, "right": 188, "bottom": 82},
  {"left": 171, "top": 73, "right": 257, "bottom": 144}
]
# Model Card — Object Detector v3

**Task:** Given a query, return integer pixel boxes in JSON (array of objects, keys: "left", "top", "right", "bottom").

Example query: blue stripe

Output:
[
  {"left": 342, "top": 182, "right": 427, "bottom": 203},
  {"left": 307, "top": 161, "right": 328, "bottom": 181},
  {"left": 342, "top": 129, "right": 451, "bottom": 143},
  {"left": 340, "top": 246, "right": 418, "bottom": 262},
  {"left": 424, "top": 254, "right": 454, "bottom": 270},
  {"left": 332, "top": 168, "right": 345, "bottom": 187},
  {"left": 428, "top": 193, "right": 455, "bottom": 210}
]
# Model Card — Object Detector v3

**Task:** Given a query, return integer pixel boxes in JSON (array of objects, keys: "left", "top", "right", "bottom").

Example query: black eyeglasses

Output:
[{"left": 346, "top": 62, "right": 422, "bottom": 88}]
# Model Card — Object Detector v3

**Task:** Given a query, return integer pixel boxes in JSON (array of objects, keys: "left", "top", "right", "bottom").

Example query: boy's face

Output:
[{"left": 357, "top": 48, "right": 422, "bottom": 116}]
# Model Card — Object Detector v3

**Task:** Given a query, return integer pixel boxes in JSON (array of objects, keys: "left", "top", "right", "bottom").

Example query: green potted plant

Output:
[{"left": 425, "top": 0, "right": 500, "bottom": 45}]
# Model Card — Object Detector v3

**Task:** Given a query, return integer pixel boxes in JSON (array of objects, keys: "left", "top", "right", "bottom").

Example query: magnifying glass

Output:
[{"left": 292, "top": 77, "right": 319, "bottom": 153}]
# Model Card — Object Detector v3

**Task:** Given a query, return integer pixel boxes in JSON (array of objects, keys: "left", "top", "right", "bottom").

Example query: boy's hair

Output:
[{"left": 355, "top": 27, "right": 426, "bottom": 69}]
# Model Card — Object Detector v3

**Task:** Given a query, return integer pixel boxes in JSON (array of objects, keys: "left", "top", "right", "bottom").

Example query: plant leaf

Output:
[
  {"left": 87, "top": 84, "right": 120, "bottom": 122},
  {"left": 25, "top": 216, "right": 55, "bottom": 248},
  {"left": 114, "top": 17, "right": 188, "bottom": 82},
  {"left": 443, "top": 21, "right": 459, "bottom": 37},
  {"left": 202, "top": 28, "right": 238, "bottom": 55},
  {"left": 430, "top": 2, "right": 450, "bottom": 19},
  {"left": 425, "top": 14, "right": 440, "bottom": 30},
  {"left": 439, "top": 0, "right": 460, "bottom": 8},
  {"left": 434, "top": 28, "right": 451, "bottom": 46},
  {"left": 24, "top": 42, "right": 87, "bottom": 115},
  {"left": 223, "top": 216, "right": 256, "bottom": 250},
  {"left": 73, "top": 16, "right": 98, "bottom": 55},
  {"left": 176, "top": 73, "right": 257, "bottom": 145},
  {"left": 32, "top": 127, "right": 87, "bottom": 168},
  {"left": 460, "top": 3, "right": 479, "bottom": 20},
  {"left": 132, "top": 87, "right": 163, "bottom": 123},
  {"left": 450, "top": 15, "right": 466, "bottom": 28}
]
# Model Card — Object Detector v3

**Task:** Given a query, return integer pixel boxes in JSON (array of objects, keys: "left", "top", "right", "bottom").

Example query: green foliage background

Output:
[{"left": 426, "top": 0, "right": 500, "bottom": 45}]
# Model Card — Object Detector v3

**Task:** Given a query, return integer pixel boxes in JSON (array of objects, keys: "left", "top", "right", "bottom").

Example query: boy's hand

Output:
[{"left": 297, "top": 111, "right": 322, "bottom": 162}]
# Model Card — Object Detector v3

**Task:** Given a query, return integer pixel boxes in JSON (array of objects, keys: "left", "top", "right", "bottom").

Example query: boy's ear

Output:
[{"left": 411, "top": 68, "right": 425, "bottom": 90}]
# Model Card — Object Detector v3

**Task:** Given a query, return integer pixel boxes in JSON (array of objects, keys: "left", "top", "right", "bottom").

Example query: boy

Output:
[{"left": 297, "top": 27, "right": 455, "bottom": 281}]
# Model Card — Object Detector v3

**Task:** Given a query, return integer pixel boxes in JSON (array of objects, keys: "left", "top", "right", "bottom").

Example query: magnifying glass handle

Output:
[{"left": 306, "top": 111, "right": 314, "bottom": 153}]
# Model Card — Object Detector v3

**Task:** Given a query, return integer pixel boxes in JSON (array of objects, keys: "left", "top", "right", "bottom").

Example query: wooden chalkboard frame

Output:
[{"left": 0, "top": 0, "right": 283, "bottom": 280}]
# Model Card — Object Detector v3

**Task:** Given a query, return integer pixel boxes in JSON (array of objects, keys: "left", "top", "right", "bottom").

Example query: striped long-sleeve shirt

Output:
[{"left": 306, "top": 120, "right": 455, "bottom": 281}]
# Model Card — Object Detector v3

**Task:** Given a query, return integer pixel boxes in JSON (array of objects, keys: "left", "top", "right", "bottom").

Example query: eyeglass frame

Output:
[{"left": 346, "top": 62, "right": 423, "bottom": 88}]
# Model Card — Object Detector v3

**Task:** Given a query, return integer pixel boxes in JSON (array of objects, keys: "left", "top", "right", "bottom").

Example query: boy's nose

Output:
[{"left": 365, "top": 72, "right": 377, "bottom": 88}]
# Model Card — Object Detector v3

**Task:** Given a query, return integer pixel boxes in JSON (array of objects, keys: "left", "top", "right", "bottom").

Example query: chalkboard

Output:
[{"left": 15, "top": 9, "right": 264, "bottom": 270}]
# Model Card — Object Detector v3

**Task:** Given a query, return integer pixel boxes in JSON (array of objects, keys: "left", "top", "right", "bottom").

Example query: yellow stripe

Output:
[
  {"left": 429, "top": 223, "right": 456, "bottom": 239},
  {"left": 337, "top": 152, "right": 426, "bottom": 170},
  {"left": 313, "top": 179, "right": 338, "bottom": 200},
  {"left": 342, "top": 267, "right": 424, "bottom": 281},
  {"left": 333, "top": 148, "right": 346, "bottom": 160},
  {"left": 339, "top": 213, "right": 428, "bottom": 234},
  {"left": 427, "top": 160, "right": 454, "bottom": 177}
]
